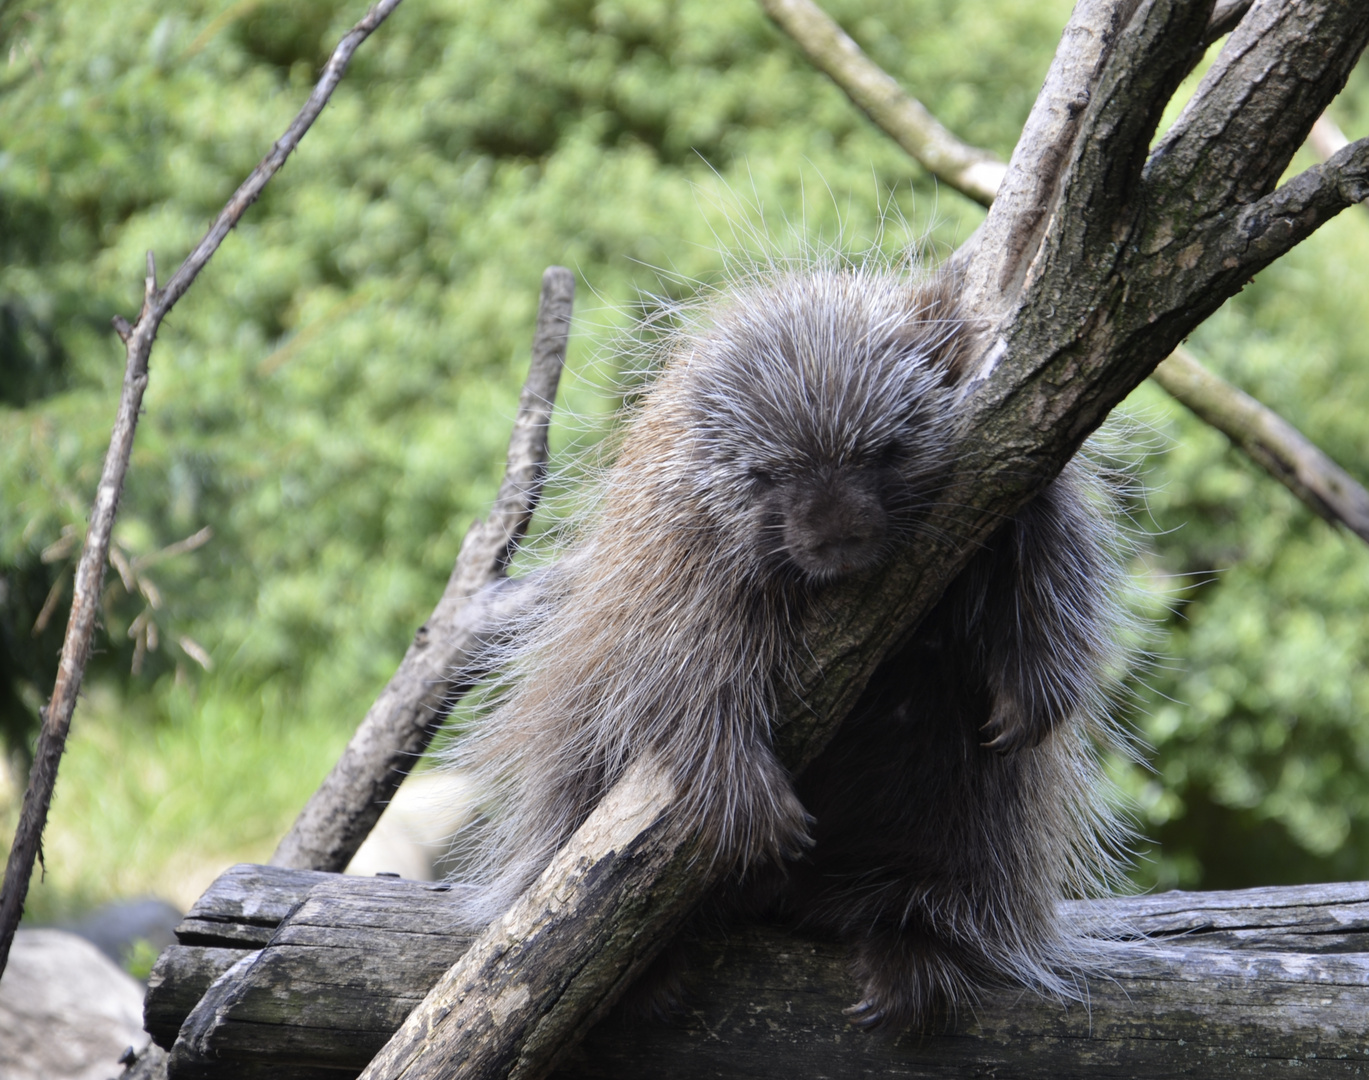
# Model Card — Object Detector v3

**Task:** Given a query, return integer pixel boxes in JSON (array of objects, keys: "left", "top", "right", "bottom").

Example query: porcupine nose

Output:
[{"left": 784, "top": 472, "right": 889, "bottom": 580}]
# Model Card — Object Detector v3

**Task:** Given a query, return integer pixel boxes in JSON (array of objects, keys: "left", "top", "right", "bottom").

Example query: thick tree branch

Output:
[
  {"left": 1308, "top": 113, "right": 1369, "bottom": 219},
  {"left": 961, "top": 0, "right": 1209, "bottom": 308},
  {"left": 1148, "top": 0, "right": 1369, "bottom": 220},
  {"left": 1115, "top": 136, "right": 1369, "bottom": 370},
  {"left": 758, "top": 0, "right": 1369, "bottom": 546},
  {"left": 967, "top": 0, "right": 1368, "bottom": 458},
  {"left": 1217, "top": 136, "right": 1369, "bottom": 274},
  {"left": 150, "top": 867, "right": 1369, "bottom": 1077},
  {"left": 978, "top": 0, "right": 1214, "bottom": 330},
  {"left": 0, "top": 0, "right": 406, "bottom": 979},
  {"left": 355, "top": 759, "right": 707, "bottom": 1080},
  {"left": 271, "top": 266, "right": 574, "bottom": 873}
]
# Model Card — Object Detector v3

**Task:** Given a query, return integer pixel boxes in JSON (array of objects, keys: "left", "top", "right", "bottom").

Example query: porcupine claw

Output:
[
  {"left": 978, "top": 694, "right": 1044, "bottom": 754},
  {"left": 843, "top": 998, "right": 888, "bottom": 1031}
]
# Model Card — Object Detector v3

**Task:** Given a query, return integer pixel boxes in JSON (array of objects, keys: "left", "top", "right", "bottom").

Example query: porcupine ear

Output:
[{"left": 906, "top": 269, "right": 971, "bottom": 387}]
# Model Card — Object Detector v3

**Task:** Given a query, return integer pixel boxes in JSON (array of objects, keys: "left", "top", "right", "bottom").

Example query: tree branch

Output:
[
  {"left": 355, "top": 759, "right": 709, "bottom": 1080},
  {"left": 964, "top": 0, "right": 1368, "bottom": 457},
  {"left": 756, "top": 0, "right": 1369, "bottom": 545},
  {"left": 1147, "top": 0, "right": 1369, "bottom": 220},
  {"left": 1223, "top": 136, "right": 1369, "bottom": 263},
  {"left": 271, "top": 266, "right": 575, "bottom": 873},
  {"left": 1111, "top": 135, "right": 1369, "bottom": 373},
  {"left": 960, "top": 0, "right": 1200, "bottom": 307},
  {"left": 1152, "top": 347, "right": 1369, "bottom": 544},
  {"left": 755, "top": 0, "right": 1006, "bottom": 206},
  {"left": 0, "top": 0, "right": 407, "bottom": 979},
  {"left": 149, "top": 866, "right": 1369, "bottom": 1077}
]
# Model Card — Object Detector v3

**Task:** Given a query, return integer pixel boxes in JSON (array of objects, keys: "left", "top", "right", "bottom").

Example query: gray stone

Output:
[
  {"left": 65, "top": 898, "right": 183, "bottom": 969},
  {"left": 0, "top": 928, "right": 148, "bottom": 1080}
]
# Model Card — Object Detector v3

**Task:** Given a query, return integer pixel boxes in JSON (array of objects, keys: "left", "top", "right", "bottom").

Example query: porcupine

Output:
[{"left": 440, "top": 258, "right": 1134, "bottom": 1030}]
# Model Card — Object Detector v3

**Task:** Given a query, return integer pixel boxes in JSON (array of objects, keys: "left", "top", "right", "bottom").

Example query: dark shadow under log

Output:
[{"left": 147, "top": 864, "right": 1369, "bottom": 1079}]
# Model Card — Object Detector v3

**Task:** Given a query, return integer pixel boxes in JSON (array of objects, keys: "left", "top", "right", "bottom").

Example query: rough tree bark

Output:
[
  {"left": 758, "top": 0, "right": 1369, "bottom": 545},
  {"left": 145, "top": 865, "right": 1369, "bottom": 1079},
  {"left": 343, "top": 2, "right": 1369, "bottom": 1078}
]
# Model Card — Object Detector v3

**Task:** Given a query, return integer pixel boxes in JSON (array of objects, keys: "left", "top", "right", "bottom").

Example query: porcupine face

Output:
[{"left": 680, "top": 271, "right": 961, "bottom": 584}]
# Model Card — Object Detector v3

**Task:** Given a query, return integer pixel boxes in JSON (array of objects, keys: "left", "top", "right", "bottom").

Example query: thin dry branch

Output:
[
  {"left": 756, "top": 0, "right": 1005, "bottom": 206},
  {"left": 1152, "top": 347, "right": 1369, "bottom": 543},
  {"left": 271, "top": 266, "right": 575, "bottom": 873},
  {"left": 0, "top": 0, "right": 407, "bottom": 979},
  {"left": 758, "top": 0, "right": 1369, "bottom": 545}
]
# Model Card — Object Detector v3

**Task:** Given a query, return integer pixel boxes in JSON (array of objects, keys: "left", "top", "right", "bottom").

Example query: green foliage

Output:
[
  {"left": 0, "top": 0, "right": 1366, "bottom": 913},
  {"left": 1123, "top": 199, "right": 1369, "bottom": 889},
  {"left": 120, "top": 934, "right": 162, "bottom": 981}
]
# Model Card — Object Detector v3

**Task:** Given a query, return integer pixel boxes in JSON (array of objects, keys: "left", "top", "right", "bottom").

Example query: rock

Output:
[
  {"left": 345, "top": 768, "right": 475, "bottom": 881},
  {"left": 0, "top": 928, "right": 148, "bottom": 1080},
  {"left": 65, "top": 898, "right": 183, "bottom": 969}
]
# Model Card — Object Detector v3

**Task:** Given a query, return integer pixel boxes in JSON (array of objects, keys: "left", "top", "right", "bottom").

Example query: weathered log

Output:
[{"left": 147, "top": 864, "right": 1369, "bottom": 1078}]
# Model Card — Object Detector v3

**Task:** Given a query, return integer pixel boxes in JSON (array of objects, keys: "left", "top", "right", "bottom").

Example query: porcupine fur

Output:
[{"left": 440, "top": 256, "right": 1135, "bottom": 1031}]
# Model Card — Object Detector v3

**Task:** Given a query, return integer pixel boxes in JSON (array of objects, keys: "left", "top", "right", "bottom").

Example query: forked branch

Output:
[{"left": 758, "top": 0, "right": 1369, "bottom": 545}]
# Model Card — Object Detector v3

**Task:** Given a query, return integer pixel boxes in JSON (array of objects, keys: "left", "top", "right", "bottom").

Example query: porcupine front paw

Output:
[
  {"left": 751, "top": 749, "right": 815, "bottom": 864},
  {"left": 727, "top": 752, "right": 814, "bottom": 868},
  {"left": 687, "top": 749, "right": 812, "bottom": 869},
  {"left": 978, "top": 690, "right": 1050, "bottom": 754},
  {"left": 771, "top": 776, "right": 815, "bottom": 862}
]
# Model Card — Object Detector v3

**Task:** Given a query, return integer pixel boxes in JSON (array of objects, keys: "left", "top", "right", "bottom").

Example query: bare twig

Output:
[
  {"left": 0, "top": 0, "right": 407, "bottom": 979},
  {"left": 759, "top": 0, "right": 1369, "bottom": 546},
  {"left": 756, "top": 0, "right": 1005, "bottom": 206},
  {"left": 1153, "top": 347, "right": 1369, "bottom": 543},
  {"left": 270, "top": 265, "right": 575, "bottom": 873}
]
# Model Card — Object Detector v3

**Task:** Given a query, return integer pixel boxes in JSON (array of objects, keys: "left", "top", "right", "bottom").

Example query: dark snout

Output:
[{"left": 780, "top": 468, "right": 890, "bottom": 581}]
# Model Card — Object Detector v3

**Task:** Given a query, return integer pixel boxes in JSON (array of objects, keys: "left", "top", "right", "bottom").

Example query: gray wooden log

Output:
[{"left": 146, "top": 865, "right": 1369, "bottom": 1079}]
